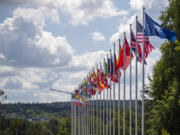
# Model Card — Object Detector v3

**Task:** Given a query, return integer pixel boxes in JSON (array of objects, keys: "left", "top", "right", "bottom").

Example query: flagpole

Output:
[
  {"left": 88, "top": 74, "right": 90, "bottom": 135},
  {"left": 118, "top": 39, "right": 121, "bottom": 135},
  {"left": 92, "top": 71, "right": 95, "bottom": 135},
  {"left": 106, "top": 54, "right": 109, "bottom": 135},
  {"left": 89, "top": 72, "right": 92, "bottom": 135},
  {"left": 93, "top": 92, "right": 95, "bottom": 135},
  {"left": 123, "top": 32, "right": 126, "bottom": 135},
  {"left": 96, "top": 65, "right": 99, "bottom": 135},
  {"left": 102, "top": 59, "right": 105, "bottom": 135},
  {"left": 91, "top": 91, "right": 93, "bottom": 135},
  {"left": 84, "top": 75, "right": 88, "bottom": 135},
  {"left": 100, "top": 62, "right": 102, "bottom": 135},
  {"left": 109, "top": 49, "right": 112, "bottom": 135},
  {"left": 135, "top": 16, "right": 138, "bottom": 135},
  {"left": 77, "top": 99, "right": 80, "bottom": 135},
  {"left": 74, "top": 97, "right": 76, "bottom": 135},
  {"left": 129, "top": 24, "right": 132, "bottom": 135},
  {"left": 113, "top": 43, "right": 116, "bottom": 135},
  {"left": 142, "top": 7, "right": 145, "bottom": 135},
  {"left": 71, "top": 96, "right": 74, "bottom": 135},
  {"left": 86, "top": 86, "right": 88, "bottom": 135}
]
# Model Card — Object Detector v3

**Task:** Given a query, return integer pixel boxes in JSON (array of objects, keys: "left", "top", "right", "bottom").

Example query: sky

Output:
[{"left": 0, "top": 0, "right": 169, "bottom": 103}]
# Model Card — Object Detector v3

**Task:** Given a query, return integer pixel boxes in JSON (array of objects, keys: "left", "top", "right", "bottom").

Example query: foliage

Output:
[
  {"left": 146, "top": 1, "right": 180, "bottom": 134},
  {"left": 0, "top": 113, "right": 71, "bottom": 135}
]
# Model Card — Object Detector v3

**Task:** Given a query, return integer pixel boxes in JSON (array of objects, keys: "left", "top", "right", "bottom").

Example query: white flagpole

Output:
[
  {"left": 74, "top": 97, "right": 76, "bottom": 135},
  {"left": 142, "top": 7, "right": 145, "bottom": 135},
  {"left": 90, "top": 95, "right": 93, "bottom": 135},
  {"left": 135, "top": 16, "right": 138, "bottom": 135},
  {"left": 100, "top": 62, "right": 102, "bottom": 135},
  {"left": 78, "top": 101, "right": 80, "bottom": 135},
  {"left": 96, "top": 65, "right": 99, "bottom": 135},
  {"left": 71, "top": 96, "right": 74, "bottom": 135},
  {"left": 113, "top": 43, "right": 116, "bottom": 135},
  {"left": 102, "top": 59, "right": 105, "bottom": 135},
  {"left": 109, "top": 49, "right": 112, "bottom": 135},
  {"left": 123, "top": 32, "right": 126, "bottom": 135},
  {"left": 129, "top": 24, "right": 132, "bottom": 135},
  {"left": 118, "top": 39, "right": 121, "bottom": 135},
  {"left": 106, "top": 54, "right": 109, "bottom": 135},
  {"left": 89, "top": 72, "right": 93, "bottom": 135},
  {"left": 93, "top": 69, "right": 96, "bottom": 135},
  {"left": 86, "top": 101, "right": 88, "bottom": 135}
]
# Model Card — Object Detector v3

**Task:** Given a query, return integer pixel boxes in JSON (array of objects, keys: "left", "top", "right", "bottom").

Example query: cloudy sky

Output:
[{"left": 0, "top": 0, "right": 168, "bottom": 103}]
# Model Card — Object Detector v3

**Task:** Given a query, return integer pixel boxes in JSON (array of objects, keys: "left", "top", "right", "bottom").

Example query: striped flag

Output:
[{"left": 137, "top": 20, "right": 154, "bottom": 60}]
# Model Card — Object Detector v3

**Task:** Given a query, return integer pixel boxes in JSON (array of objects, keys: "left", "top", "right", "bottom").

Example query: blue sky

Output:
[{"left": 0, "top": 0, "right": 168, "bottom": 103}]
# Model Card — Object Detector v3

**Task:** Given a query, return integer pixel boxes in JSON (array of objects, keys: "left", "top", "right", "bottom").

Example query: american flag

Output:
[
  {"left": 137, "top": 20, "right": 150, "bottom": 43},
  {"left": 130, "top": 28, "right": 142, "bottom": 63},
  {"left": 137, "top": 20, "right": 154, "bottom": 59}
]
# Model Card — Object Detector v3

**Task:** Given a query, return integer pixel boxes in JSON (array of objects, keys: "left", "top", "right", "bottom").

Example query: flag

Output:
[
  {"left": 137, "top": 20, "right": 154, "bottom": 60},
  {"left": 145, "top": 12, "right": 176, "bottom": 42},
  {"left": 117, "top": 37, "right": 134, "bottom": 70},
  {"left": 130, "top": 28, "right": 143, "bottom": 63},
  {"left": 116, "top": 41, "right": 121, "bottom": 72},
  {"left": 111, "top": 51, "right": 119, "bottom": 83},
  {"left": 97, "top": 68, "right": 105, "bottom": 92}
]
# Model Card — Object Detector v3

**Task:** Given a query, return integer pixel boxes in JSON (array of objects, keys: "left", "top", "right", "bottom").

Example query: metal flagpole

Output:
[
  {"left": 118, "top": 39, "right": 121, "bottom": 135},
  {"left": 103, "top": 62, "right": 105, "bottom": 135},
  {"left": 71, "top": 96, "right": 74, "bottom": 135},
  {"left": 99, "top": 62, "right": 102, "bottom": 135},
  {"left": 87, "top": 74, "right": 90, "bottom": 135},
  {"left": 87, "top": 98, "right": 88, "bottom": 135},
  {"left": 89, "top": 72, "right": 92, "bottom": 135},
  {"left": 79, "top": 103, "right": 81, "bottom": 135},
  {"left": 106, "top": 55, "right": 109, "bottom": 135},
  {"left": 113, "top": 43, "right": 116, "bottom": 135},
  {"left": 109, "top": 49, "right": 112, "bottom": 135},
  {"left": 91, "top": 95, "right": 93, "bottom": 135},
  {"left": 100, "top": 62, "right": 102, "bottom": 135},
  {"left": 96, "top": 65, "right": 99, "bottom": 135},
  {"left": 142, "top": 7, "right": 145, "bottom": 135},
  {"left": 92, "top": 70, "right": 95, "bottom": 135},
  {"left": 135, "top": 16, "right": 138, "bottom": 135},
  {"left": 129, "top": 24, "right": 132, "bottom": 135},
  {"left": 85, "top": 96, "right": 87, "bottom": 135},
  {"left": 80, "top": 104, "right": 82, "bottom": 135},
  {"left": 78, "top": 95, "right": 80, "bottom": 135},
  {"left": 123, "top": 32, "right": 126, "bottom": 135},
  {"left": 100, "top": 82, "right": 102, "bottom": 135},
  {"left": 74, "top": 97, "right": 76, "bottom": 135}
]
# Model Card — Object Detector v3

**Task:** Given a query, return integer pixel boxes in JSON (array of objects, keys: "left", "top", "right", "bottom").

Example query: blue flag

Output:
[{"left": 145, "top": 13, "right": 176, "bottom": 42}]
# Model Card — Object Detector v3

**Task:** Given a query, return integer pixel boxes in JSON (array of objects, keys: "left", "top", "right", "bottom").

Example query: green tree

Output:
[
  {"left": 47, "top": 117, "right": 60, "bottom": 135},
  {"left": 146, "top": 1, "right": 180, "bottom": 134}
]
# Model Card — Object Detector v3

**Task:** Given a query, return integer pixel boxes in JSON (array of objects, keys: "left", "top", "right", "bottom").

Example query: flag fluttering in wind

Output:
[
  {"left": 116, "top": 36, "right": 134, "bottom": 70},
  {"left": 137, "top": 20, "right": 154, "bottom": 61},
  {"left": 145, "top": 12, "right": 177, "bottom": 42},
  {"left": 130, "top": 28, "right": 143, "bottom": 63},
  {"left": 115, "top": 41, "right": 121, "bottom": 73}
]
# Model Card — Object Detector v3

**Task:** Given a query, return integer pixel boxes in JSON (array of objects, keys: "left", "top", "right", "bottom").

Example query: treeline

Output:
[
  {"left": 0, "top": 102, "right": 71, "bottom": 118},
  {"left": 0, "top": 113, "right": 71, "bottom": 135}
]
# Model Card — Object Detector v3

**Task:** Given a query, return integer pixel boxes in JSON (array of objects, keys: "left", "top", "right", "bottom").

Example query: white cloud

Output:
[
  {"left": 0, "top": 7, "right": 73, "bottom": 67},
  {"left": 92, "top": 32, "right": 105, "bottom": 42},
  {"left": 129, "top": 0, "right": 169, "bottom": 10},
  {"left": 0, "top": 0, "right": 128, "bottom": 25},
  {"left": 110, "top": 15, "right": 136, "bottom": 43},
  {"left": 58, "top": 0, "right": 128, "bottom": 25}
]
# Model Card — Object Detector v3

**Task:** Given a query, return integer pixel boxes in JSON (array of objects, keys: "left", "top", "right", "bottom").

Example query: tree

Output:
[{"left": 146, "top": 0, "right": 180, "bottom": 134}]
